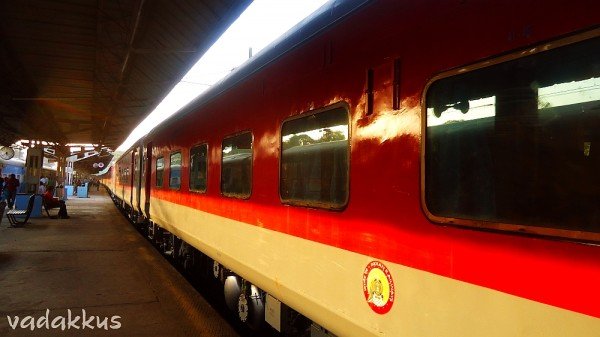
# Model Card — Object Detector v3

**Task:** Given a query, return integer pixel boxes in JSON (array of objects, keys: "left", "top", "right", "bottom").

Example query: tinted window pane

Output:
[
  {"left": 169, "top": 152, "right": 182, "bottom": 189},
  {"left": 190, "top": 144, "right": 208, "bottom": 192},
  {"left": 221, "top": 132, "right": 252, "bottom": 198},
  {"left": 280, "top": 106, "right": 349, "bottom": 209},
  {"left": 425, "top": 36, "right": 599, "bottom": 234},
  {"left": 156, "top": 157, "right": 164, "bottom": 187}
]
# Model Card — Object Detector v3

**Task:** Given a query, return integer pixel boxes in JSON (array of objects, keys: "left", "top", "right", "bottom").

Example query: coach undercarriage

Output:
[{"left": 111, "top": 213, "right": 334, "bottom": 337}]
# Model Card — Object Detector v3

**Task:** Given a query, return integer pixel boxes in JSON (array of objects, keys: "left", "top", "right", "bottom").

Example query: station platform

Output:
[{"left": 0, "top": 189, "right": 241, "bottom": 337}]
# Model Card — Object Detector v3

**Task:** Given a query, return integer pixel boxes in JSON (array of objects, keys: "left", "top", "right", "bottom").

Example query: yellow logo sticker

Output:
[{"left": 363, "top": 261, "right": 395, "bottom": 314}]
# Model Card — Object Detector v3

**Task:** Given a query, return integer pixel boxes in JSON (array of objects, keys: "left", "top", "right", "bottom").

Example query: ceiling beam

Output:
[{"left": 96, "top": 0, "right": 150, "bottom": 147}]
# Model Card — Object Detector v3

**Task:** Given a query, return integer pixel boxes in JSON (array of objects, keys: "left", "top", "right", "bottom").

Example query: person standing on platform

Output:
[
  {"left": 6, "top": 174, "right": 19, "bottom": 209},
  {"left": 74, "top": 179, "right": 81, "bottom": 196},
  {"left": 40, "top": 175, "right": 49, "bottom": 192},
  {"left": 38, "top": 181, "right": 46, "bottom": 195},
  {"left": 1, "top": 177, "right": 9, "bottom": 202},
  {"left": 0, "top": 175, "right": 4, "bottom": 201}
]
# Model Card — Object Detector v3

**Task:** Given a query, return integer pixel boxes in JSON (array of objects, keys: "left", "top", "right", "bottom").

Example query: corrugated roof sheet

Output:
[{"left": 0, "top": 0, "right": 251, "bottom": 149}]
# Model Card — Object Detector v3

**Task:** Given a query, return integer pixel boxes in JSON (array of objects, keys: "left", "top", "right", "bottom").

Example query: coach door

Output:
[
  {"left": 143, "top": 142, "right": 152, "bottom": 218},
  {"left": 128, "top": 151, "right": 135, "bottom": 208},
  {"left": 133, "top": 146, "right": 142, "bottom": 216}
]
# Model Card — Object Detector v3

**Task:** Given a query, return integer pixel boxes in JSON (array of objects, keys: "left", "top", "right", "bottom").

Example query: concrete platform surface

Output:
[{"left": 0, "top": 189, "right": 240, "bottom": 337}]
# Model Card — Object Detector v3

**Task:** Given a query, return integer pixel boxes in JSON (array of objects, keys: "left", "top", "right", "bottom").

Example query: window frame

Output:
[
  {"left": 189, "top": 143, "right": 209, "bottom": 193},
  {"left": 220, "top": 131, "right": 253, "bottom": 199},
  {"left": 168, "top": 151, "right": 182, "bottom": 190},
  {"left": 420, "top": 28, "right": 600, "bottom": 243},
  {"left": 155, "top": 156, "right": 164, "bottom": 188},
  {"left": 278, "top": 101, "right": 351, "bottom": 210}
]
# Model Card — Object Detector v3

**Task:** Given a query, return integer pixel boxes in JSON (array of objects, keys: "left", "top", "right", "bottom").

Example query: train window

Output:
[
  {"left": 156, "top": 157, "right": 164, "bottom": 187},
  {"left": 169, "top": 152, "right": 182, "bottom": 189},
  {"left": 424, "top": 33, "right": 600, "bottom": 240},
  {"left": 221, "top": 132, "right": 252, "bottom": 198},
  {"left": 189, "top": 144, "right": 208, "bottom": 192},
  {"left": 280, "top": 105, "right": 349, "bottom": 209},
  {"left": 119, "top": 167, "right": 129, "bottom": 184}
]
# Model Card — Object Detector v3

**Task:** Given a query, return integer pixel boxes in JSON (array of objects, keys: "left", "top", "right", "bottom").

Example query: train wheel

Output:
[
  {"left": 147, "top": 222, "right": 155, "bottom": 241},
  {"left": 224, "top": 274, "right": 242, "bottom": 312},
  {"left": 162, "top": 233, "right": 178, "bottom": 257},
  {"left": 179, "top": 241, "right": 195, "bottom": 272},
  {"left": 154, "top": 226, "right": 165, "bottom": 248},
  {"left": 139, "top": 220, "right": 149, "bottom": 238},
  {"left": 238, "top": 283, "right": 264, "bottom": 330},
  {"left": 213, "top": 261, "right": 220, "bottom": 279}
]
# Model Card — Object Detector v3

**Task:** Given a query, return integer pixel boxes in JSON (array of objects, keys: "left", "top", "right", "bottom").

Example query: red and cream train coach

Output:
[{"left": 107, "top": 0, "right": 600, "bottom": 336}]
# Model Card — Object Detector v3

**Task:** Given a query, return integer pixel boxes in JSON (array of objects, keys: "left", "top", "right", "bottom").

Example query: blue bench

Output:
[{"left": 6, "top": 194, "right": 35, "bottom": 227}]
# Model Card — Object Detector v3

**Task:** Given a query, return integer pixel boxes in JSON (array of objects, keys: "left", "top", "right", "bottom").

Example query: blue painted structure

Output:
[
  {"left": 14, "top": 193, "right": 43, "bottom": 218},
  {"left": 77, "top": 183, "right": 89, "bottom": 198}
]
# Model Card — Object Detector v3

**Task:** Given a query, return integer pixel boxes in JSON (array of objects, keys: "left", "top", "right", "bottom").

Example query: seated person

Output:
[
  {"left": 43, "top": 186, "right": 69, "bottom": 219},
  {"left": 38, "top": 181, "right": 46, "bottom": 195}
]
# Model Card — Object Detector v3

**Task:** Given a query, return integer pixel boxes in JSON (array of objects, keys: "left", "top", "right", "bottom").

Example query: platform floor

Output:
[{"left": 0, "top": 189, "right": 240, "bottom": 337}]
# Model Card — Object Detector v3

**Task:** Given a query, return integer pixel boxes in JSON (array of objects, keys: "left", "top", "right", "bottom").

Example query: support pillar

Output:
[
  {"left": 23, "top": 147, "right": 43, "bottom": 193},
  {"left": 54, "top": 155, "right": 68, "bottom": 200},
  {"left": 66, "top": 155, "right": 76, "bottom": 186}
]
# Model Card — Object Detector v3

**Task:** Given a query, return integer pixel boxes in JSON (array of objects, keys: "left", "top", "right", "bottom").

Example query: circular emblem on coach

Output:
[{"left": 362, "top": 260, "right": 395, "bottom": 314}]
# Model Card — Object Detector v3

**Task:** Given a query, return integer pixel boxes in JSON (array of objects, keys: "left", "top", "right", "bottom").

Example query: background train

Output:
[{"left": 102, "top": 1, "right": 600, "bottom": 336}]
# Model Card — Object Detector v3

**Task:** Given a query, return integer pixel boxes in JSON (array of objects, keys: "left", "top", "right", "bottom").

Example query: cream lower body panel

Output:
[
  {"left": 123, "top": 190, "right": 132, "bottom": 207},
  {"left": 113, "top": 188, "right": 131, "bottom": 207},
  {"left": 149, "top": 198, "right": 599, "bottom": 337}
]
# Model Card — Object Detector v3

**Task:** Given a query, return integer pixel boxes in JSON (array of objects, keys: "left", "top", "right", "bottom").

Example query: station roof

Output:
[{"left": 0, "top": 0, "right": 251, "bottom": 150}]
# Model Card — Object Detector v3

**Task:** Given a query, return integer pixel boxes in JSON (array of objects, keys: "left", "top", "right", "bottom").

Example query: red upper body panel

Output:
[{"left": 114, "top": 0, "right": 600, "bottom": 318}]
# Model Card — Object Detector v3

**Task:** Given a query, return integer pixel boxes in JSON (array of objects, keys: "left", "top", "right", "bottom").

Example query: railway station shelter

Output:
[
  {"left": 0, "top": 2, "right": 252, "bottom": 336},
  {"left": 0, "top": 0, "right": 251, "bottom": 189}
]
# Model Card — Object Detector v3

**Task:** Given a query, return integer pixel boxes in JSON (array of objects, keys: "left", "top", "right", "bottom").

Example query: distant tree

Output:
[
  {"left": 320, "top": 128, "right": 345, "bottom": 142},
  {"left": 283, "top": 134, "right": 316, "bottom": 150}
]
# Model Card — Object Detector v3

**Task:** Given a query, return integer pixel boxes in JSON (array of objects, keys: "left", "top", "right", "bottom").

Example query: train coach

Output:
[{"left": 105, "top": 1, "right": 600, "bottom": 336}]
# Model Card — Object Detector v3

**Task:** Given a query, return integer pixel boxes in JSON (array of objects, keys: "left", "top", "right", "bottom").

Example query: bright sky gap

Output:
[{"left": 115, "top": 0, "right": 331, "bottom": 154}]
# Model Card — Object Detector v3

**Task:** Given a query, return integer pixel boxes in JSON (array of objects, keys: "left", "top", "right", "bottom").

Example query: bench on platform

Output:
[
  {"left": 42, "top": 197, "right": 61, "bottom": 219},
  {"left": 7, "top": 194, "right": 35, "bottom": 227}
]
